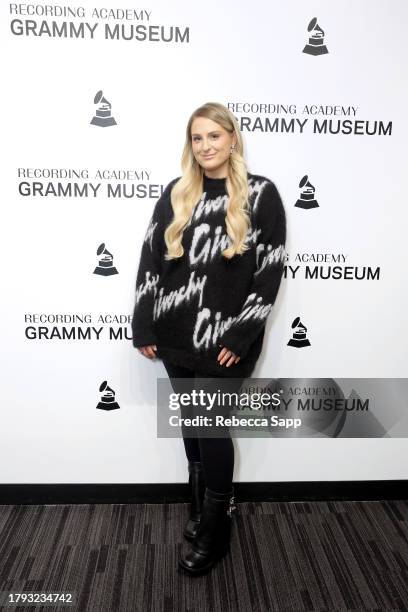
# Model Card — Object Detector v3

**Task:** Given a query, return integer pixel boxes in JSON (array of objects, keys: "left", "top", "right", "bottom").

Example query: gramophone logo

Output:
[
  {"left": 302, "top": 17, "right": 329, "bottom": 55},
  {"left": 90, "top": 90, "right": 117, "bottom": 127},
  {"left": 96, "top": 380, "right": 120, "bottom": 411},
  {"left": 295, "top": 175, "right": 319, "bottom": 209},
  {"left": 93, "top": 243, "right": 118, "bottom": 276},
  {"left": 287, "top": 317, "right": 311, "bottom": 347}
]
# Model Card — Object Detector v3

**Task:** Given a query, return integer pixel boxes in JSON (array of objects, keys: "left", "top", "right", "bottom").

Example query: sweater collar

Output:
[{"left": 203, "top": 173, "right": 227, "bottom": 193}]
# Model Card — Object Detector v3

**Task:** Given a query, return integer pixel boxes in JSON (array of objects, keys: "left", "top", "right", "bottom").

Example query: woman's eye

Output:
[{"left": 192, "top": 135, "right": 219, "bottom": 142}]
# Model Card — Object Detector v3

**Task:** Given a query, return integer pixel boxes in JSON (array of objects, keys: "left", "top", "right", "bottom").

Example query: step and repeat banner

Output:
[{"left": 2, "top": 1, "right": 407, "bottom": 482}]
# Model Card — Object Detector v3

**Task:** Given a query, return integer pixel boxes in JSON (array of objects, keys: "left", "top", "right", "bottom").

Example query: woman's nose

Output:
[{"left": 201, "top": 139, "right": 212, "bottom": 150}]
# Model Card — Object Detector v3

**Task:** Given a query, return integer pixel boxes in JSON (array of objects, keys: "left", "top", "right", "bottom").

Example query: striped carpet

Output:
[{"left": 0, "top": 499, "right": 407, "bottom": 611}]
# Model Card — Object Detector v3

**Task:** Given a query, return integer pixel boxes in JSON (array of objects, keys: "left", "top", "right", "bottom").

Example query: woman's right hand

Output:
[{"left": 138, "top": 345, "right": 158, "bottom": 359}]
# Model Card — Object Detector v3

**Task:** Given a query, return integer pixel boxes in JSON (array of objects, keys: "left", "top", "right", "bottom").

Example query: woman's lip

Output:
[{"left": 203, "top": 154, "right": 215, "bottom": 159}]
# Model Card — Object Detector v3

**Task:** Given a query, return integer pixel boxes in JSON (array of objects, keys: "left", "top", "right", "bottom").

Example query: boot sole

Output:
[{"left": 178, "top": 545, "right": 230, "bottom": 576}]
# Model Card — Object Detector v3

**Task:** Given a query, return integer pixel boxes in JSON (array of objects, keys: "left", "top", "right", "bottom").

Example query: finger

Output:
[
  {"left": 146, "top": 347, "right": 156, "bottom": 359},
  {"left": 219, "top": 350, "right": 232, "bottom": 365},
  {"left": 235, "top": 356, "right": 241, "bottom": 363},
  {"left": 219, "top": 350, "right": 230, "bottom": 365},
  {"left": 217, "top": 347, "right": 227, "bottom": 361},
  {"left": 225, "top": 355, "right": 236, "bottom": 367}
]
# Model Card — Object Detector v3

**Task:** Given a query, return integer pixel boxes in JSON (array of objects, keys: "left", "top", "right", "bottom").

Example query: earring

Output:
[{"left": 230, "top": 144, "right": 236, "bottom": 155}]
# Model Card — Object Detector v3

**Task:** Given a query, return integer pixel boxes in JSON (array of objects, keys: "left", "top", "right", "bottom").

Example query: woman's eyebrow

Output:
[{"left": 191, "top": 131, "right": 220, "bottom": 136}]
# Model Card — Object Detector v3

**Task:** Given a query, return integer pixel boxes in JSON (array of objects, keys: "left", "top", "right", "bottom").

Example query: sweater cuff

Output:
[
  {"left": 218, "top": 328, "right": 255, "bottom": 361},
  {"left": 132, "top": 329, "right": 158, "bottom": 349}
]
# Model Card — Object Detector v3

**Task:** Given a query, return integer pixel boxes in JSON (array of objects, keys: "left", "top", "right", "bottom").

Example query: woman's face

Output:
[{"left": 191, "top": 116, "right": 236, "bottom": 177}]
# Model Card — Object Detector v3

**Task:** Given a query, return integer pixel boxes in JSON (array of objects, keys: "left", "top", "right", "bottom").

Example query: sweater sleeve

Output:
[
  {"left": 218, "top": 180, "right": 286, "bottom": 359},
  {"left": 131, "top": 179, "right": 176, "bottom": 348}
]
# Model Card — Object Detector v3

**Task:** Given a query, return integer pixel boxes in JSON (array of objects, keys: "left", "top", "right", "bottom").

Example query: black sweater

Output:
[{"left": 131, "top": 172, "right": 286, "bottom": 377}]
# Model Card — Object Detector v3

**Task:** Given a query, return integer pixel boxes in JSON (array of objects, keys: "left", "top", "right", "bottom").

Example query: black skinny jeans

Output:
[{"left": 162, "top": 359, "right": 245, "bottom": 494}]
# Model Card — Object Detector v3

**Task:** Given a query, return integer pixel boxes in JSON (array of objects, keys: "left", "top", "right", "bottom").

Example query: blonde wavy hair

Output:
[{"left": 164, "top": 102, "right": 251, "bottom": 260}]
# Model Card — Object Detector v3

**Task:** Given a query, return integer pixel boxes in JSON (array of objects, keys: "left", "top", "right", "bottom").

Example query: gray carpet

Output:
[{"left": 0, "top": 499, "right": 407, "bottom": 611}]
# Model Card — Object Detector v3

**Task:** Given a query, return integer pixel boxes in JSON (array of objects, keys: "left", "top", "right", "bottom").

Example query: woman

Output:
[{"left": 131, "top": 102, "right": 286, "bottom": 576}]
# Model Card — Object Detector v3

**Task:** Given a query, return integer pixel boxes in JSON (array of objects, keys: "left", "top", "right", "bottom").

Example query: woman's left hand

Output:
[{"left": 217, "top": 347, "right": 241, "bottom": 367}]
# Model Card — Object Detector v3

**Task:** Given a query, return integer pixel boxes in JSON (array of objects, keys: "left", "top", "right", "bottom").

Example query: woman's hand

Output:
[
  {"left": 138, "top": 345, "right": 157, "bottom": 359},
  {"left": 217, "top": 347, "right": 241, "bottom": 367}
]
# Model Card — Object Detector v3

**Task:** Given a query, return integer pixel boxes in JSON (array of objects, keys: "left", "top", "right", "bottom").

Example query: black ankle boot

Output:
[
  {"left": 183, "top": 461, "right": 205, "bottom": 541},
  {"left": 179, "top": 486, "right": 236, "bottom": 576}
]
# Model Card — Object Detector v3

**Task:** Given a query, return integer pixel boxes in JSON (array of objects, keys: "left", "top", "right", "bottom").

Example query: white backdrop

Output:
[{"left": 2, "top": 0, "right": 407, "bottom": 483}]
